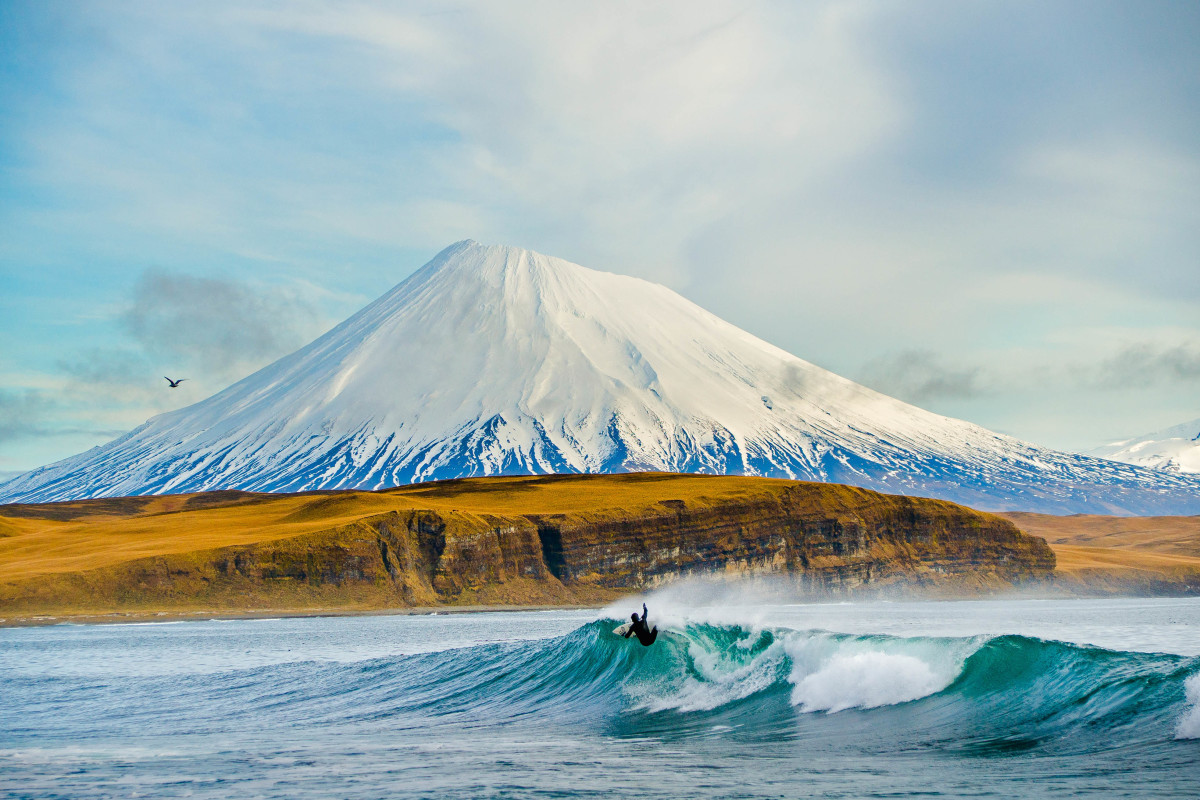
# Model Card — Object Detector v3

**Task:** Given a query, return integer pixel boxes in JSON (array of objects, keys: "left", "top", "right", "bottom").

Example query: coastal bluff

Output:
[{"left": 0, "top": 473, "right": 1054, "bottom": 621}]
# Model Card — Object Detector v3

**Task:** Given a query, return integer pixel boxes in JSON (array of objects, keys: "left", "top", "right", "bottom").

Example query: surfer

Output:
[{"left": 623, "top": 603, "right": 658, "bottom": 646}]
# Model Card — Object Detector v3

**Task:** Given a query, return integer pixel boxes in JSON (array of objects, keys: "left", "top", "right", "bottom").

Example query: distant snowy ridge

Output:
[
  {"left": 1089, "top": 418, "right": 1200, "bottom": 475},
  {"left": 3, "top": 240, "right": 1200, "bottom": 514}
]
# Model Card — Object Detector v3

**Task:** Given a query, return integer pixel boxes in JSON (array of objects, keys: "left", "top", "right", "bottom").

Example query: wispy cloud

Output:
[
  {"left": 1089, "top": 341, "right": 1200, "bottom": 388},
  {"left": 0, "top": 269, "right": 336, "bottom": 470},
  {"left": 0, "top": 386, "right": 122, "bottom": 448},
  {"left": 0, "top": 389, "right": 55, "bottom": 443},
  {"left": 121, "top": 269, "right": 323, "bottom": 379},
  {"left": 52, "top": 269, "right": 329, "bottom": 403},
  {"left": 858, "top": 350, "right": 984, "bottom": 403}
]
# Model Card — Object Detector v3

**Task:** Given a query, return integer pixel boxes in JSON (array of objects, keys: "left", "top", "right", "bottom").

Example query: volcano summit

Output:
[{"left": 3, "top": 240, "right": 1198, "bottom": 514}]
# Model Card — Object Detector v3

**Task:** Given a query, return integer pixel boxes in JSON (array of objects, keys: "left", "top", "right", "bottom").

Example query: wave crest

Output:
[
  {"left": 177, "top": 617, "right": 1199, "bottom": 749},
  {"left": 790, "top": 651, "right": 949, "bottom": 713},
  {"left": 1177, "top": 673, "right": 1200, "bottom": 740},
  {"left": 622, "top": 623, "right": 973, "bottom": 715}
]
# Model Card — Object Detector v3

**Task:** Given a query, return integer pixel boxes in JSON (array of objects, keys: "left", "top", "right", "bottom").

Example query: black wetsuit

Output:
[{"left": 624, "top": 604, "right": 658, "bottom": 646}]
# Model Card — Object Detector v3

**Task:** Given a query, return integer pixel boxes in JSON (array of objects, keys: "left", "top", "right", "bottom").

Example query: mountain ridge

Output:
[
  {"left": 3, "top": 240, "right": 1199, "bottom": 514},
  {"left": 1089, "top": 418, "right": 1200, "bottom": 475}
]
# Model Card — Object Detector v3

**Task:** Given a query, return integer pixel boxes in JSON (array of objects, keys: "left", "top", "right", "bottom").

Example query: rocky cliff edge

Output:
[{"left": 0, "top": 473, "right": 1055, "bottom": 619}]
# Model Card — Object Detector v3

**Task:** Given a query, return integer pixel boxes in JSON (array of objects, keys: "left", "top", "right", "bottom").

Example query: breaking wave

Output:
[
  {"left": 43, "top": 618, "right": 1196, "bottom": 753},
  {"left": 1178, "top": 673, "right": 1200, "bottom": 740}
]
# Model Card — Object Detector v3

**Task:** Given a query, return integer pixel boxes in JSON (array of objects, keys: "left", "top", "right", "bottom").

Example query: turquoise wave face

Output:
[
  {"left": 11, "top": 618, "right": 1194, "bottom": 754},
  {"left": 128, "top": 618, "right": 1192, "bottom": 753},
  {"left": 603, "top": 621, "right": 1197, "bottom": 751}
]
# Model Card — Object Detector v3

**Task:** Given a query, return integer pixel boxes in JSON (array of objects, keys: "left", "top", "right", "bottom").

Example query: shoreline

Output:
[
  {"left": 0, "top": 603, "right": 604, "bottom": 629},
  {"left": 6, "top": 583, "right": 1200, "bottom": 629}
]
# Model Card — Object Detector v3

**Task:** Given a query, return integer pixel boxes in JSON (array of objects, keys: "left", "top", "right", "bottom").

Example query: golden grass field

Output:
[
  {"left": 998, "top": 511, "right": 1200, "bottom": 592},
  {"left": 2, "top": 475, "right": 1195, "bottom": 624},
  {"left": 0, "top": 473, "right": 864, "bottom": 584},
  {"left": 0, "top": 472, "right": 1057, "bottom": 623}
]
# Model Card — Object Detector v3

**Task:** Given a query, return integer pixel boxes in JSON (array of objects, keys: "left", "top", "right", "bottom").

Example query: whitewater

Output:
[{"left": 3, "top": 598, "right": 1199, "bottom": 798}]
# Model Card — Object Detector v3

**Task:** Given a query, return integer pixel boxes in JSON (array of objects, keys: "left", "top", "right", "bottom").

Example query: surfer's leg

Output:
[{"left": 644, "top": 627, "right": 658, "bottom": 645}]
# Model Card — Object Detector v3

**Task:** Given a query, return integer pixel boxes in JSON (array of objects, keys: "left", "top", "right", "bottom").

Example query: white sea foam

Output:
[
  {"left": 783, "top": 633, "right": 968, "bottom": 713},
  {"left": 1175, "top": 673, "right": 1200, "bottom": 739},
  {"left": 789, "top": 651, "right": 948, "bottom": 713}
]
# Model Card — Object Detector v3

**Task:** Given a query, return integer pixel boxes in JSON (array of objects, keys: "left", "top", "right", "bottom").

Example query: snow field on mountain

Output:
[
  {"left": 3, "top": 240, "right": 1199, "bottom": 514},
  {"left": 1091, "top": 418, "right": 1200, "bottom": 474}
]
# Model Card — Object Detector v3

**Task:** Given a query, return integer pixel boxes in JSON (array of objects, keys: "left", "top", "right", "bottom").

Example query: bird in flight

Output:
[{"left": 164, "top": 377, "right": 187, "bottom": 388}]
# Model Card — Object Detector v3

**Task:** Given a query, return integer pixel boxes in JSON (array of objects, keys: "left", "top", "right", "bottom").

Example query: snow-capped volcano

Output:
[
  {"left": 1090, "top": 418, "right": 1200, "bottom": 475},
  {"left": 3, "top": 240, "right": 1199, "bottom": 514}
]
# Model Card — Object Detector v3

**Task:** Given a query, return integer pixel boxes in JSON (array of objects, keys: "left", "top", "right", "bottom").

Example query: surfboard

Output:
[{"left": 613, "top": 622, "right": 632, "bottom": 637}]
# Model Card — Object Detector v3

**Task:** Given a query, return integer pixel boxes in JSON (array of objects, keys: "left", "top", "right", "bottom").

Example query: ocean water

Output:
[{"left": 2, "top": 597, "right": 1199, "bottom": 799}]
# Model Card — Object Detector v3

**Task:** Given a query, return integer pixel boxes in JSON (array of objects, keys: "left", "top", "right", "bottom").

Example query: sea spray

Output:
[{"left": 1177, "top": 672, "right": 1200, "bottom": 739}]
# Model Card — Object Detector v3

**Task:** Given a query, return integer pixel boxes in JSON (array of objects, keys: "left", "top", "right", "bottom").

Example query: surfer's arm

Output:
[{"left": 623, "top": 626, "right": 634, "bottom": 638}]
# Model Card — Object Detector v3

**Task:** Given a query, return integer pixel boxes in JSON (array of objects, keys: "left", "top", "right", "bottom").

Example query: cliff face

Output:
[
  {"left": 527, "top": 486, "right": 1054, "bottom": 593},
  {"left": 0, "top": 475, "right": 1054, "bottom": 616}
]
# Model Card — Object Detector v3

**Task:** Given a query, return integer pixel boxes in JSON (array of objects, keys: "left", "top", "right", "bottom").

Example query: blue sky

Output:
[{"left": 1, "top": 0, "right": 1198, "bottom": 473}]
